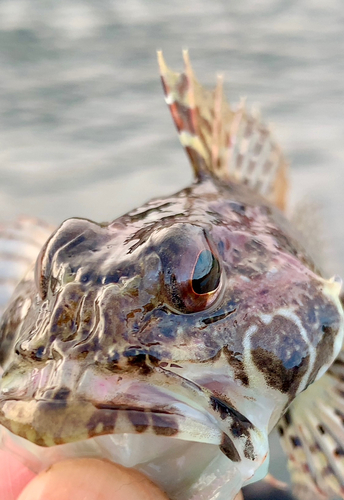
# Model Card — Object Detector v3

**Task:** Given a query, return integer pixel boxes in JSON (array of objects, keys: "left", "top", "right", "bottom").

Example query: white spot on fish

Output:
[
  {"left": 259, "top": 314, "right": 273, "bottom": 325},
  {"left": 240, "top": 275, "right": 251, "bottom": 282}
]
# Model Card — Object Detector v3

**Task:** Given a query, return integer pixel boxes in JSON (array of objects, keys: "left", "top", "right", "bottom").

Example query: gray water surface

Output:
[
  {"left": 1, "top": 1, "right": 343, "bottom": 276},
  {"left": 0, "top": 0, "right": 343, "bottom": 496}
]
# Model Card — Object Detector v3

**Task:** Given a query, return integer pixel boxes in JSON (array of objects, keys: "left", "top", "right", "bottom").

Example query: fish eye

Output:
[
  {"left": 192, "top": 250, "right": 221, "bottom": 295},
  {"left": 154, "top": 224, "right": 222, "bottom": 314}
]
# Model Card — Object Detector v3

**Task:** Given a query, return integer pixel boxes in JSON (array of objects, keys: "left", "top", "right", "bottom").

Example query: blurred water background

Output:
[{"left": 0, "top": 0, "right": 343, "bottom": 498}]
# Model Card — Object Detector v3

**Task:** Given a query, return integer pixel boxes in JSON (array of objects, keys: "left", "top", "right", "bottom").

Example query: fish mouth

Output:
[
  {"left": 0, "top": 362, "right": 270, "bottom": 499},
  {"left": 0, "top": 361, "right": 261, "bottom": 454},
  {"left": 0, "top": 363, "right": 229, "bottom": 450}
]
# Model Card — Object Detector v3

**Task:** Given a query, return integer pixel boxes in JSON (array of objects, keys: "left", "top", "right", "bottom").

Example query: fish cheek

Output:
[{"left": 250, "top": 316, "right": 310, "bottom": 397}]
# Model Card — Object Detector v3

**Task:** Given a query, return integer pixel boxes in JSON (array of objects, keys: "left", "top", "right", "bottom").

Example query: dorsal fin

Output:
[{"left": 158, "top": 50, "right": 288, "bottom": 210}]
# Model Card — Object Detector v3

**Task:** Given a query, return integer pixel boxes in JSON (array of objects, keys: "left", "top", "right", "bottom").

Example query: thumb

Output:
[{"left": 18, "top": 458, "right": 169, "bottom": 500}]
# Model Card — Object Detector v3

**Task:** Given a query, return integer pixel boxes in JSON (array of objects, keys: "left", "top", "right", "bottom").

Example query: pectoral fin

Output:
[{"left": 278, "top": 353, "right": 344, "bottom": 499}]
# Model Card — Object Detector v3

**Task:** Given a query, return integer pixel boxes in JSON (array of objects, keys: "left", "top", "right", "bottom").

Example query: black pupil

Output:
[{"left": 192, "top": 250, "right": 220, "bottom": 295}]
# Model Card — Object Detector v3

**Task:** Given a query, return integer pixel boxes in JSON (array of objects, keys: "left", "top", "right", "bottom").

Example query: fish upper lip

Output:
[
  {"left": 0, "top": 363, "right": 225, "bottom": 447},
  {"left": 0, "top": 360, "right": 254, "bottom": 432},
  {"left": 0, "top": 360, "right": 253, "bottom": 429}
]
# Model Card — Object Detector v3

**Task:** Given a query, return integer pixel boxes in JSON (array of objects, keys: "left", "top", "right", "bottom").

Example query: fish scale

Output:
[{"left": 0, "top": 52, "right": 343, "bottom": 500}]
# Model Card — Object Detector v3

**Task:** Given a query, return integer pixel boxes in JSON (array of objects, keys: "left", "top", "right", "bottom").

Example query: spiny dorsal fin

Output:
[{"left": 158, "top": 50, "right": 288, "bottom": 210}]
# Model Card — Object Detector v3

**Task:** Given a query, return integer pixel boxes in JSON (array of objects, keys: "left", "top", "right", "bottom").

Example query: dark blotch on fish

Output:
[
  {"left": 87, "top": 410, "right": 117, "bottom": 437},
  {"left": 334, "top": 408, "right": 344, "bottom": 425},
  {"left": 53, "top": 387, "right": 71, "bottom": 402},
  {"left": 277, "top": 425, "right": 284, "bottom": 436},
  {"left": 210, "top": 395, "right": 253, "bottom": 443},
  {"left": 251, "top": 346, "right": 309, "bottom": 396},
  {"left": 334, "top": 447, "right": 344, "bottom": 456},
  {"left": 223, "top": 347, "right": 249, "bottom": 386},
  {"left": 290, "top": 436, "right": 302, "bottom": 448},
  {"left": 126, "top": 354, "right": 152, "bottom": 374},
  {"left": 151, "top": 413, "right": 179, "bottom": 436},
  {"left": 127, "top": 409, "right": 150, "bottom": 433},
  {"left": 244, "top": 440, "right": 256, "bottom": 460},
  {"left": 318, "top": 424, "right": 325, "bottom": 435},
  {"left": 220, "top": 432, "right": 241, "bottom": 462},
  {"left": 103, "top": 271, "right": 121, "bottom": 284},
  {"left": 284, "top": 409, "right": 292, "bottom": 426}
]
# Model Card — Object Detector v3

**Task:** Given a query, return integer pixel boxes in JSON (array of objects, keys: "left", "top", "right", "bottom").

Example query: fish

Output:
[{"left": 0, "top": 51, "right": 343, "bottom": 500}]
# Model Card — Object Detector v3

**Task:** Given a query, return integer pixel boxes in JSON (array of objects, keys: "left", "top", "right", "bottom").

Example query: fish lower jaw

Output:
[{"left": 0, "top": 424, "right": 257, "bottom": 500}]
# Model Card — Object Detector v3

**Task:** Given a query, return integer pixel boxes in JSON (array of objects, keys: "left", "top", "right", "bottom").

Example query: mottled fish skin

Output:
[{"left": 0, "top": 52, "right": 343, "bottom": 497}]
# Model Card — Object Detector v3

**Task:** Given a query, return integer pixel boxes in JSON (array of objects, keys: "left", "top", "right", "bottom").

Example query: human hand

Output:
[{"left": 0, "top": 449, "right": 244, "bottom": 500}]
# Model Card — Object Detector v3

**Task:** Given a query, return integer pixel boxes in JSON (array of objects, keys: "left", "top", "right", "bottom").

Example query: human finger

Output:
[
  {"left": 18, "top": 458, "right": 169, "bottom": 500},
  {"left": 0, "top": 449, "right": 36, "bottom": 500}
]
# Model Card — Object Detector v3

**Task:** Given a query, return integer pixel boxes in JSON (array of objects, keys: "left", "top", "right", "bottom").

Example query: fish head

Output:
[
  {"left": 0, "top": 52, "right": 343, "bottom": 498},
  {"left": 0, "top": 179, "right": 343, "bottom": 483}
]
